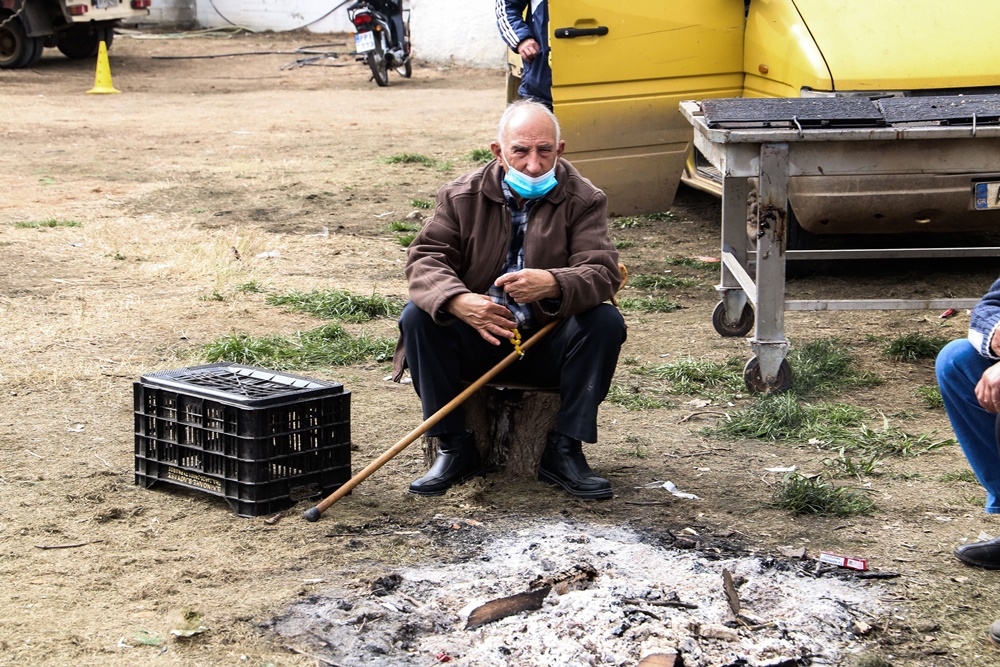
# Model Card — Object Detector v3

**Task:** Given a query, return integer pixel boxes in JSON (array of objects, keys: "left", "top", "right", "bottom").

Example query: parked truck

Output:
[
  {"left": 510, "top": 1, "right": 1000, "bottom": 243},
  {"left": 0, "top": 0, "right": 149, "bottom": 68}
]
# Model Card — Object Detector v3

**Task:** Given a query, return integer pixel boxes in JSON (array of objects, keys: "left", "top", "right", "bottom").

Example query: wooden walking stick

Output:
[{"left": 303, "top": 318, "right": 561, "bottom": 521}]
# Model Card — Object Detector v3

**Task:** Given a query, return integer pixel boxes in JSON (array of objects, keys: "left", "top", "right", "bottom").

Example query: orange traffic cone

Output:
[{"left": 86, "top": 41, "right": 120, "bottom": 94}]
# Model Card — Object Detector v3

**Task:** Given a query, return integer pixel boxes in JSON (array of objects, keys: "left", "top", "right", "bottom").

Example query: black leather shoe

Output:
[
  {"left": 537, "top": 432, "right": 612, "bottom": 500},
  {"left": 409, "top": 432, "right": 483, "bottom": 496},
  {"left": 954, "top": 536, "right": 1000, "bottom": 569}
]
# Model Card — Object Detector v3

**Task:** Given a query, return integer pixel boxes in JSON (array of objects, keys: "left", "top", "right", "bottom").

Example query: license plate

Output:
[
  {"left": 354, "top": 31, "right": 376, "bottom": 54},
  {"left": 95, "top": 0, "right": 118, "bottom": 8},
  {"left": 975, "top": 182, "right": 1000, "bottom": 210}
]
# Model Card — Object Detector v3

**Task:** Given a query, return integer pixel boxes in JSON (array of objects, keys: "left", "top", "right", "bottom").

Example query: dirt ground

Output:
[{"left": 4, "top": 29, "right": 1000, "bottom": 667}]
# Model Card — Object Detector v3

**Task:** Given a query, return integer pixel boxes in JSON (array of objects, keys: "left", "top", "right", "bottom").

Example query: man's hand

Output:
[
  {"left": 495, "top": 269, "right": 560, "bottom": 304},
  {"left": 517, "top": 38, "right": 540, "bottom": 64},
  {"left": 446, "top": 293, "right": 516, "bottom": 345},
  {"left": 976, "top": 361, "right": 1000, "bottom": 413}
]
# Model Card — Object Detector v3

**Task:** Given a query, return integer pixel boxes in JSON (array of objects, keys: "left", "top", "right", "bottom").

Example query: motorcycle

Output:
[{"left": 347, "top": 0, "right": 411, "bottom": 87}]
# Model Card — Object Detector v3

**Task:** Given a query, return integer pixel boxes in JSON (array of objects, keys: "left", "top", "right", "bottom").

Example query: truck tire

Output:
[
  {"left": 0, "top": 10, "right": 36, "bottom": 69},
  {"left": 22, "top": 34, "right": 43, "bottom": 67},
  {"left": 57, "top": 24, "right": 114, "bottom": 60}
]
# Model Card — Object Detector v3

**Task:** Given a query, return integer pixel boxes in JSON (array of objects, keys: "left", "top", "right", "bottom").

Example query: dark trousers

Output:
[{"left": 399, "top": 302, "right": 626, "bottom": 443}]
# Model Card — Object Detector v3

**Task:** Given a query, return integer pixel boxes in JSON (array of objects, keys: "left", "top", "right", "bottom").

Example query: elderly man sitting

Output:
[{"left": 391, "top": 100, "right": 626, "bottom": 500}]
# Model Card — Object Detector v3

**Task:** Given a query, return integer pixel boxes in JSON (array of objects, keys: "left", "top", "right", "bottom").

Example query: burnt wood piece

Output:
[{"left": 464, "top": 585, "right": 551, "bottom": 630}]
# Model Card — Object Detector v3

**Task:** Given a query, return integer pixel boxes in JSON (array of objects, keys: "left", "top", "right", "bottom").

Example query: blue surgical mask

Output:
[{"left": 501, "top": 151, "right": 558, "bottom": 199}]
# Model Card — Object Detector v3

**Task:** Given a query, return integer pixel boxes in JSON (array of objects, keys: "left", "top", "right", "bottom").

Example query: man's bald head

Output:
[{"left": 497, "top": 100, "right": 561, "bottom": 148}]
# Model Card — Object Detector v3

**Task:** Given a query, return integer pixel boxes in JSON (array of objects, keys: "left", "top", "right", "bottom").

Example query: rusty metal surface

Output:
[
  {"left": 878, "top": 94, "right": 1000, "bottom": 125},
  {"left": 702, "top": 97, "right": 883, "bottom": 128},
  {"left": 699, "top": 94, "right": 1000, "bottom": 131}
]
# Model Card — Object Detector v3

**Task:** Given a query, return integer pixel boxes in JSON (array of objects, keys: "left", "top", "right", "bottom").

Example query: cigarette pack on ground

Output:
[{"left": 819, "top": 551, "right": 868, "bottom": 571}]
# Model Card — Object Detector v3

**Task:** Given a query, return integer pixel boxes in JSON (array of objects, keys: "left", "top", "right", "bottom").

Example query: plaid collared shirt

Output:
[{"left": 487, "top": 182, "right": 536, "bottom": 330}]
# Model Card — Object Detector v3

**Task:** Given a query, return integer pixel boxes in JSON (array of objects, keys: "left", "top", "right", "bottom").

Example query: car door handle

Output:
[{"left": 553, "top": 26, "right": 609, "bottom": 39}]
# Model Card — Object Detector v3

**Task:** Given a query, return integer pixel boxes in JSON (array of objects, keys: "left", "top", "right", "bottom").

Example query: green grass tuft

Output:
[
  {"left": 851, "top": 422, "right": 955, "bottom": 457},
  {"left": 620, "top": 434, "right": 650, "bottom": 458},
  {"left": 662, "top": 255, "right": 719, "bottom": 270},
  {"left": 770, "top": 473, "right": 876, "bottom": 516},
  {"left": 468, "top": 148, "right": 494, "bottom": 164},
  {"left": 381, "top": 153, "right": 438, "bottom": 166},
  {"left": 15, "top": 218, "right": 82, "bottom": 228},
  {"left": 613, "top": 240, "right": 635, "bottom": 250},
  {"left": 385, "top": 220, "right": 421, "bottom": 233},
  {"left": 606, "top": 384, "right": 669, "bottom": 411},
  {"left": 397, "top": 233, "right": 417, "bottom": 247},
  {"left": 617, "top": 296, "right": 683, "bottom": 313},
  {"left": 823, "top": 449, "right": 882, "bottom": 479},
  {"left": 883, "top": 332, "right": 950, "bottom": 362},
  {"left": 711, "top": 391, "right": 955, "bottom": 457},
  {"left": 234, "top": 281, "right": 266, "bottom": 294},
  {"left": 714, "top": 393, "right": 866, "bottom": 441},
  {"left": 915, "top": 385, "right": 944, "bottom": 409},
  {"left": 786, "top": 338, "right": 882, "bottom": 398},
  {"left": 612, "top": 216, "right": 644, "bottom": 229},
  {"left": 939, "top": 469, "right": 978, "bottom": 483},
  {"left": 203, "top": 323, "right": 394, "bottom": 370},
  {"left": 199, "top": 290, "right": 227, "bottom": 302},
  {"left": 630, "top": 274, "right": 699, "bottom": 289},
  {"left": 409, "top": 198, "right": 433, "bottom": 210},
  {"left": 719, "top": 394, "right": 821, "bottom": 439},
  {"left": 643, "top": 356, "right": 745, "bottom": 397},
  {"left": 643, "top": 211, "right": 677, "bottom": 222},
  {"left": 266, "top": 289, "right": 402, "bottom": 323}
]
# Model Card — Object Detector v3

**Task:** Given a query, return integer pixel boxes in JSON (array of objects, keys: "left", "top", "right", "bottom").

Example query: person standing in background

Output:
[{"left": 496, "top": 0, "right": 552, "bottom": 108}]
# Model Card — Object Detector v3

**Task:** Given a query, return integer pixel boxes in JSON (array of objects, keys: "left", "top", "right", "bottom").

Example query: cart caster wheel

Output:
[
  {"left": 712, "top": 301, "right": 754, "bottom": 337},
  {"left": 743, "top": 357, "right": 792, "bottom": 394}
]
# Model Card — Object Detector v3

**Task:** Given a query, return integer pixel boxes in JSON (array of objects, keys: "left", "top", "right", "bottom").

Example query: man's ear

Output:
[
  {"left": 490, "top": 142, "right": 504, "bottom": 162},
  {"left": 556, "top": 140, "right": 565, "bottom": 159}
]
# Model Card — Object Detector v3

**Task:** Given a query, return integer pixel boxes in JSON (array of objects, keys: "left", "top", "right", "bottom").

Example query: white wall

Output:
[
  {"left": 410, "top": 0, "right": 505, "bottom": 69},
  {"left": 195, "top": 0, "right": 356, "bottom": 33},
  {"left": 190, "top": 0, "right": 505, "bottom": 69}
]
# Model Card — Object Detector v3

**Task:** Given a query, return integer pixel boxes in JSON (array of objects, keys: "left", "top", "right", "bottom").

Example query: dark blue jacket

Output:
[{"left": 495, "top": 0, "right": 551, "bottom": 106}]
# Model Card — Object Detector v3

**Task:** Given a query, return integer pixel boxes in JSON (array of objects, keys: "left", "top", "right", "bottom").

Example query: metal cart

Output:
[{"left": 679, "top": 96, "right": 1000, "bottom": 393}]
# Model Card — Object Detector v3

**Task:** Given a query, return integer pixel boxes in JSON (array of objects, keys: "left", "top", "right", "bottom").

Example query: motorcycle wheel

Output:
[
  {"left": 367, "top": 32, "right": 389, "bottom": 87},
  {"left": 396, "top": 54, "right": 412, "bottom": 78},
  {"left": 395, "top": 39, "right": 412, "bottom": 78}
]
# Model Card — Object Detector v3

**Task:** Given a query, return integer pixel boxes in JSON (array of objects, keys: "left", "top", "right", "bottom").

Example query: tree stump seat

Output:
[{"left": 422, "top": 382, "right": 560, "bottom": 477}]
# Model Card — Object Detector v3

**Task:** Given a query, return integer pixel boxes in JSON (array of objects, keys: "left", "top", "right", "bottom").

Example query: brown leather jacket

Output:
[{"left": 392, "top": 158, "right": 621, "bottom": 380}]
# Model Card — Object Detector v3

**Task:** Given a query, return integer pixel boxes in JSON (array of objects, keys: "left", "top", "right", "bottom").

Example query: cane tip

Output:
[{"left": 303, "top": 507, "right": 321, "bottom": 522}]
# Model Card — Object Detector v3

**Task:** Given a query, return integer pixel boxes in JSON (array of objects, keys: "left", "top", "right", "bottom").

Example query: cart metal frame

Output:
[{"left": 679, "top": 99, "right": 1000, "bottom": 392}]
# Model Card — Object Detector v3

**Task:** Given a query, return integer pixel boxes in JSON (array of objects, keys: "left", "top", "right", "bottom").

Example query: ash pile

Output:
[{"left": 268, "top": 522, "right": 885, "bottom": 666}]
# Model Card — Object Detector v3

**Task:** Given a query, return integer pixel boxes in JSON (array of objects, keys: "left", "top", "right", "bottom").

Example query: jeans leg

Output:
[{"left": 936, "top": 338, "right": 1000, "bottom": 513}]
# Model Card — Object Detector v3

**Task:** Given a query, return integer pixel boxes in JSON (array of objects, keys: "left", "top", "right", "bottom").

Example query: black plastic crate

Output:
[{"left": 134, "top": 363, "right": 351, "bottom": 517}]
